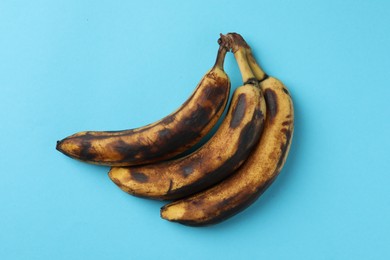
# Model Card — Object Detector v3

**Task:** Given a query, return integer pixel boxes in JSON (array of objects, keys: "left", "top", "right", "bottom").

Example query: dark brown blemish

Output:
[
  {"left": 189, "top": 198, "right": 204, "bottom": 207},
  {"left": 111, "top": 140, "right": 141, "bottom": 161},
  {"left": 236, "top": 107, "right": 265, "bottom": 155},
  {"left": 78, "top": 138, "right": 96, "bottom": 161},
  {"left": 264, "top": 89, "right": 278, "bottom": 121},
  {"left": 161, "top": 115, "right": 175, "bottom": 125},
  {"left": 158, "top": 128, "right": 171, "bottom": 139},
  {"left": 230, "top": 94, "right": 247, "bottom": 129},
  {"left": 282, "top": 121, "right": 292, "bottom": 126},
  {"left": 216, "top": 196, "right": 237, "bottom": 210},
  {"left": 183, "top": 104, "right": 213, "bottom": 127},
  {"left": 276, "top": 128, "right": 292, "bottom": 170},
  {"left": 167, "top": 179, "right": 173, "bottom": 194},
  {"left": 203, "top": 83, "right": 218, "bottom": 97},
  {"left": 254, "top": 107, "right": 265, "bottom": 123},
  {"left": 181, "top": 164, "right": 194, "bottom": 178},
  {"left": 282, "top": 87, "right": 290, "bottom": 96},
  {"left": 131, "top": 172, "right": 149, "bottom": 183},
  {"left": 202, "top": 82, "right": 229, "bottom": 104},
  {"left": 281, "top": 128, "right": 292, "bottom": 140}
]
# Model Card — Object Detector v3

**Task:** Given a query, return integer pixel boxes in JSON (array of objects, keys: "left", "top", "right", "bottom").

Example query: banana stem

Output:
[
  {"left": 245, "top": 47, "right": 267, "bottom": 81},
  {"left": 220, "top": 33, "right": 256, "bottom": 84},
  {"left": 213, "top": 45, "right": 228, "bottom": 69},
  {"left": 222, "top": 33, "right": 267, "bottom": 82},
  {"left": 233, "top": 47, "right": 256, "bottom": 84}
]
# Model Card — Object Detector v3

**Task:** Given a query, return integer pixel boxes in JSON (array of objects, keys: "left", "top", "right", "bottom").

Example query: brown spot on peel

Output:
[
  {"left": 167, "top": 180, "right": 173, "bottom": 193},
  {"left": 181, "top": 164, "right": 194, "bottom": 178},
  {"left": 158, "top": 128, "right": 171, "bottom": 139},
  {"left": 277, "top": 128, "right": 293, "bottom": 170},
  {"left": 183, "top": 104, "right": 213, "bottom": 127},
  {"left": 264, "top": 89, "right": 278, "bottom": 121},
  {"left": 229, "top": 94, "right": 247, "bottom": 129},
  {"left": 131, "top": 172, "right": 149, "bottom": 183},
  {"left": 161, "top": 116, "right": 175, "bottom": 125},
  {"left": 111, "top": 141, "right": 142, "bottom": 161},
  {"left": 282, "top": 87, "right": 290, "bottom": 95}
]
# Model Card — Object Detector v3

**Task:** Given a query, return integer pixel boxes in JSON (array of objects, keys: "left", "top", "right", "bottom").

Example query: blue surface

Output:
[{"left": 1, "top": 1, "right": 389, "bottom": 259}]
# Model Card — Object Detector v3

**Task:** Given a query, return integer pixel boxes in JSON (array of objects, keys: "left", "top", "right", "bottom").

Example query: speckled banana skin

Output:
[
  {"left": 160, "top": 33, "right": 294, "bottom": 226},
  {"left": 109, "top": 81, "right": 266, "bottom": 200},
  {"left": 56, "top": 46, "right": 231, "bottom": 166}
]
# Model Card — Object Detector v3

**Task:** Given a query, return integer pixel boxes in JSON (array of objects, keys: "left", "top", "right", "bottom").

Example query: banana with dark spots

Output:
[
  {"left": 160, "top": 33, "right": 294, "bottom": 226},
  {"left": 56, "top": 45, "right": 231, "bottom": 166},
  {"left": 108, "top": 42, "right": 266, "bottom": 200}
]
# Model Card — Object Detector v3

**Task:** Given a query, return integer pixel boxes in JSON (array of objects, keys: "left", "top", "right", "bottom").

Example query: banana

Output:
[
  {"left": 56, "top": 45, "right": 231, "bottom": 166},
  {"left": 160, "top": 33, "right": 294, "bottom": 226},
  {"left": 108, "top": 42, "right": 266, "bottom": 200}
]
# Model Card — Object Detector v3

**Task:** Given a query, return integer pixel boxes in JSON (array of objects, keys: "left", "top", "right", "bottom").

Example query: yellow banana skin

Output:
[
  {"left": 160, "top": 33, "right": 294, "bottom": 226},
  {"left": 56, "top": 46, "right": 231, "bottom": 166},
  {"left": 109, "top": 82, "right": 266, "bottom": 200}
]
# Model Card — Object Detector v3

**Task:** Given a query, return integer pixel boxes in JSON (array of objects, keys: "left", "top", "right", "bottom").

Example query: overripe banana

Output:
[
  {"left": 160, "top": 33, "right": 294, "bottom": 226},
  {"left": 108, "top": 42, "right": 266, "bottom": 200},
  {"left": 56, "top": 45, "right": 231, "bottom": 166}
]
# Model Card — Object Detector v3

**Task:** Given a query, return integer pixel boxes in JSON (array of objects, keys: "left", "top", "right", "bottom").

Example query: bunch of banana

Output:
[{"left": 56, "top": 33, "right": 294, "bottom": 226}]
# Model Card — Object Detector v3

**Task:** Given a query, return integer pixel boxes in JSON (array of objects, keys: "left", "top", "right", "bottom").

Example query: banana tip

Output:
[{"left": 56, "top": 140, "right": 63, "bottom": 151}]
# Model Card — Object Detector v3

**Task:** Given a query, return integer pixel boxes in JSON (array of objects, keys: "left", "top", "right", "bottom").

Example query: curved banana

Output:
[
  {"left": 56, "top": 45, "right": 231, "bottom": 166},
  {"left": 108, "top": 43, "right": 266, "bottom": 200},
  {"left": 160, "top": 33, "right": 294, "bottom": 226}
]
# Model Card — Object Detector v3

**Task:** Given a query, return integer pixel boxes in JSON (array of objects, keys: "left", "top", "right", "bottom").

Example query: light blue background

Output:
[{"left": 1, "top": 0, "right": 389, "bottom": 259}]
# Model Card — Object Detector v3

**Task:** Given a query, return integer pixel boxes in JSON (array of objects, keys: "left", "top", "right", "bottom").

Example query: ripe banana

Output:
[
  {"left": 56, "top": 45, "right": 231, "bottom": 166},
  {"left": 108, "top": 43, "right": 266, "bottom": 200},
  {"left": 160, "top": 33, "right": 294, "bottom": 226}
]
